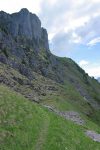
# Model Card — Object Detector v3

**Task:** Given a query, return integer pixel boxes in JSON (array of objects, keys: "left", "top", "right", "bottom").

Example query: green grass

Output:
[
  {"left": 0, "top": 85, "right": 100, "bottom": 150},
  {"left": 0, "top": 85, "right": 46, "bottom": 150},
  {"left": 0, "top": 62, "right": 100, "bottom": 127},
  {"left": 42, "top": 111, "right": 100, "bottom": 150}
]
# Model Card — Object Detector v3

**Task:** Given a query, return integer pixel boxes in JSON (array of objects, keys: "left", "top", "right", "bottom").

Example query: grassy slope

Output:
[
  {"left": 58, "top": 57, "right": 100, "bottom": 99},
  {"left": 40, "top": 82, "right": 100, "bottom": 127},
  {"left": 0, "top": 85, "right": 100, "bottom": 150},
  {"left": 0, "top": 62, "right": 100, "bottom": 127}
]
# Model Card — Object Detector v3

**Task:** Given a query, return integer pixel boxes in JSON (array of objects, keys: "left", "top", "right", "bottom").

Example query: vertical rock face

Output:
[
  {"left": 0, "top": 8, "right": 51, "bottom": 83},
  {"left": 41, "top": 28, "right": 49, "bottom": 51},
  {"left": 11, "top": 8, "right": 42, "bottom": 40},
  {"left": 0, "top": 8, "right": 49, "bottom": 52}
]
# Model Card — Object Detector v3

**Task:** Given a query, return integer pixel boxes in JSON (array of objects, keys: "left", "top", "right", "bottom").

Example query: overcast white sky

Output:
[{"left": 0, "top": 0, "right": 100, "bottom": 78}]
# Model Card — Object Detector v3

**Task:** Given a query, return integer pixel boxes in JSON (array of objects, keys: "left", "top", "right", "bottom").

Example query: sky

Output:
[{"left": 0, "top": 0, "right": 100, "bottom": 78}]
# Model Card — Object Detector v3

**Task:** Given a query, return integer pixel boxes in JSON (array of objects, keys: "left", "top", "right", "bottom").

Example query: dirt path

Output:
[{"left": 35, "top": 114, "right": 50, "bottom": 150}]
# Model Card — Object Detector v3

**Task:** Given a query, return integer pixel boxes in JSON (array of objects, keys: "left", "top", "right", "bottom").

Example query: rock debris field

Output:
[{"left": 43, "top": 105, "right": 100, "bottom": 142}]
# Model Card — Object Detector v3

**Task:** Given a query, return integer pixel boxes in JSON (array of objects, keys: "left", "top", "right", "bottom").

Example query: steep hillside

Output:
[
  {"left": 0, "top": 85, "right": 100, "bottom": 150},
  {"left": 0, "top": 9, "right": 100, "bottom": 149},
  {"left": 0, "top": 61, "right": 100, "bottom": 126}
]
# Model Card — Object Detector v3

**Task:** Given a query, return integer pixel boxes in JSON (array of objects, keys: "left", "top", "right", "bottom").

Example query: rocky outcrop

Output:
[
  {"left": 86, "top": 130, "right": 100, "bottom": 142},
  {"left": 43, "top": 105, "right": 85, "bottom": 125},
  {"left": 0, "top": 8, "right": 49, "bottom": 52}
]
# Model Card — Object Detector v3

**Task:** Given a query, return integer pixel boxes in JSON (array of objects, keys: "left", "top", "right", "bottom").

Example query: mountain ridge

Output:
[{"left": 0, "top": 8, "right": 100, "bottom": 120}]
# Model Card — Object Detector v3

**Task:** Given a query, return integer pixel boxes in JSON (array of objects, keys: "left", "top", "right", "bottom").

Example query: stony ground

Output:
[
  {"left": 43, "top": 104, "right": 100, "bottom": 142},
  {"left": 43, "top": 105, "right": 85, "bottom": 125},
  {"left": 86, "top": 130, "right": 100, "bottom": 142}
]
